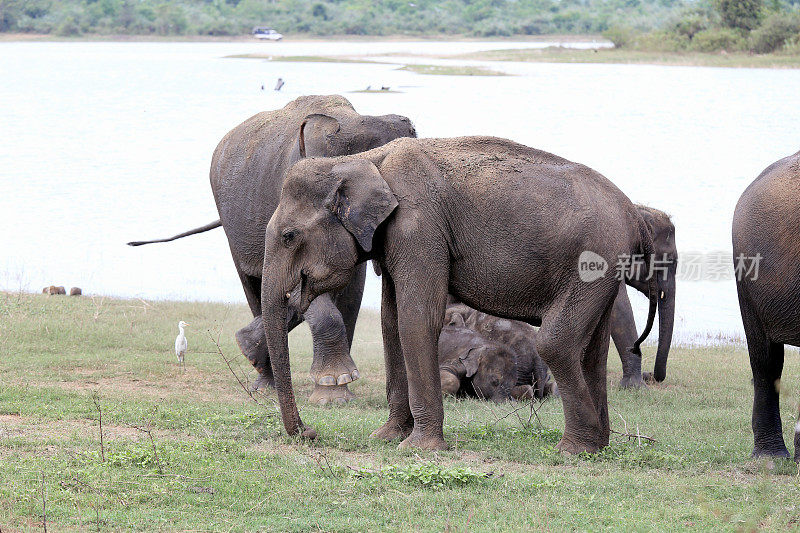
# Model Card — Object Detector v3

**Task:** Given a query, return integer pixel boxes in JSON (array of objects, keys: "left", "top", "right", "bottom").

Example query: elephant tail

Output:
[
  {"left": 631, "top": 216, "right": 657, "bottom": 356},
  {"left": 127, "top": 220, "right": 222, "bottom": 246}
]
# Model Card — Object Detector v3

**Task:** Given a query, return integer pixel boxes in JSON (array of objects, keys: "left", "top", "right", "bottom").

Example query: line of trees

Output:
[
  {"left": 604, "top": 0, "right": 800, "bottom": 53},
  {"left": 0, "top": 0, "right": 694, "bottom": 37}
]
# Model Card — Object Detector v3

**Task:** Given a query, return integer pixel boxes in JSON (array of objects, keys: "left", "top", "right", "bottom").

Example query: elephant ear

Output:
[
  {"left": 459, "top": 347, "right": 481, "bottom": 378},
  {"left": 447, "top": 311, "right": 466, "bottom": 328},
  {"left": 635, "top": 206, "right": 657, "bottom": 238},
  {"left": 298, "top": 114, "right": 340, "bottom": 158},
  {"left": 326, "top": 159, "right": 398, "bottom": 253}
]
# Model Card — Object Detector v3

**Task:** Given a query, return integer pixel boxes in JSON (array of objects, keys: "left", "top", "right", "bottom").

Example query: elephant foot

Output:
[
  {"left": 546, "top": 381, "right": 560, "bottom": 398},
  {"left": 308, "top": 383, "right": 355, "bottom": 406},
  {"left": 752, "top": 445, "right": 790, "bottom": 459},
  {"left": 440, "top": 371, "right": 462, "bottom": 397},
  {"left": 642, "top": 372, "right": 658, "bottom": 385},
  {"left": 619, "top": 374, "right": 648, "bottom": 389},
  {"left": 310, "top": 358, "right": 360, "bottom": 387},
  {"left": 251, "top": 371, "right": 275, "bottom": 391},
  {"left": 370, "top": 418, "right": 414, "bottom": 442},
  {"left": 555, "top": 436, "right": 603, "bottom": 455},
  {"left": 511, "top": 385, "right": 534, "bottom": 401},
  {"left": 236, "top": 318, "right": 269, "bottom": 367},
  {"left": 398, "top": 430, "right": 449, "bottom": 451}
]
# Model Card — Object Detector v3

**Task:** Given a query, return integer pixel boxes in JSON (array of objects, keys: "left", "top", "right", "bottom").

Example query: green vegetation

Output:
[
  {"left": 397, "top": 64, "right": 508, "bottom": 76},
  {"left": 603, "top": 0, "right": 800, "bottom": 54},
  {"left": 3, "top": 291, "right": 800, "bottom": 530},
  {"left": 0, "top": 0, "right": 697, "bottom": 37},
  {"left": 457, "top": 45, "right": 800, "bottom": 68}
]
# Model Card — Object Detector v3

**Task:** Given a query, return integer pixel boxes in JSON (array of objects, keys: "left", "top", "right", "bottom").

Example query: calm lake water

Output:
[{"left": 2, "top": 40, "right": 800, "bottom": 345}]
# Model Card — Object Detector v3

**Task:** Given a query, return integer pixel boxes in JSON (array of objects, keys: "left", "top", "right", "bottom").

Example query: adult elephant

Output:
[
  {"left": 128, "top": 95, "right": 416, "bottom": 405},
  {"left": 733, "top": 149, "right": 800, "bottom": 460},
  {"left": 259, "top": 136, "right": 657, "bottom": 453},
  {"left": 611, "top": 206, "right": 677, "bottom": 388}
]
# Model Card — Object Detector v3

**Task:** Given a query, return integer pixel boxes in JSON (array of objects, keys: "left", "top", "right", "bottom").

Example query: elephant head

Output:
[
  {"left": 465, "top": 344, "right": 516, "bottom": 402},
  {"left": 261, "top": 156, "right": 398, "bottom": 436},
  {"left": 438, "top": 323, "right": 516, "bottom": 403},
  {"left": 631, "top": 206, "right": 677, "bottom": 383},
  {"left": 295, "top": 113, "right": 415, "bottom": 160}
]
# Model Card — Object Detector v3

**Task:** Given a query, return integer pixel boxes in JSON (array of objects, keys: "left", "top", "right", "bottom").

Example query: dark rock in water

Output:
[{"left": 69, "top": 287, "right": 82, "bottom": 296}]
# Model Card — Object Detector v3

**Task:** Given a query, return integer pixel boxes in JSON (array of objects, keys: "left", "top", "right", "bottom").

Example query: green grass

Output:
[
  {"left": 2, "top": 291, "right": 800, "bottom": 530},
  {"left": 455, "top": 46, "right": 800, "bottom": 69},
  {"left": 396, "top": 64, "right": 509, "bottom": 76}
]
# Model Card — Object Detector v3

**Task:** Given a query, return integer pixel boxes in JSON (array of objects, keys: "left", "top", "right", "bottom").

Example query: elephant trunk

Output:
[
  {"left": 262, "top": 269, "right": 315, "bottom": 439},
  {"left": 653, "top": 267, "right": 676, "bottom": 383}
]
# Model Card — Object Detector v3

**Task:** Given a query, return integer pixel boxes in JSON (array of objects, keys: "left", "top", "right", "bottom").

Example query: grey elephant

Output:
[
  {"left": 259, "top": 136, "right": 657, "bottom": 453},
  {"left": 733, "top": 149, "right": 800, "bottom": 460},
  {"left": 610, "top": 205, "right": 677, "bottom": 388},
  {"left": 438, "top": 317, "right": 519, "bottom": 402},
  {"left": 447, "top": 302, "right": 554, "bottom": 400},
  {"left": 128, "top": 95, "right": 415, "bottom": 404}
]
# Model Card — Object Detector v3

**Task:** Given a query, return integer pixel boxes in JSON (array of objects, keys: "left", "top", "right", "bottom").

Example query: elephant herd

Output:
[{"left": 129, "top": 95, "right": 800, "bottom": 459}]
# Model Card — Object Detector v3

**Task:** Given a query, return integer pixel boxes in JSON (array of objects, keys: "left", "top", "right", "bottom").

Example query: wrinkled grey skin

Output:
[
  {"left": 127, "top": 96, "right": 415, "bottom": 405},
  {"left": 611, "top": 205, "right": 677, "bottom": 388},
  {"left": 733, "top": 149, "right": 800, "bottom": 460},
  {"left": 260, "top": 136, "right": 657, "bottom": 453},
  {"left": 446, "top": 302, "right": 555, "bottom": 400},
  {"left": 437, "top": 317, "right": 518, "bottom": 403}
]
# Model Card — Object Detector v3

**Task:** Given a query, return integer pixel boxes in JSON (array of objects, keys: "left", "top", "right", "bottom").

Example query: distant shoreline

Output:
[
  {"left": 0, "top": 32, "right": 607, "bottom": 43},
  {"left": 4, "top": 33, "right": 798, "bottom": 69}
]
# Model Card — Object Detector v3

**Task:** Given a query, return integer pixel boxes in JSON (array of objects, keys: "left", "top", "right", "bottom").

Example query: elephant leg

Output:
[
  {"left": 743, "top": 310, "right": 789, "bottom": 458},
  {"left": 610, "top": 284, "right": 646, "bottom": 389},
  {"left": 236, "top": 316, "right": 273, "bottom": 390},
  {"left": 305, "top": 293, "right": 359, "bottom": 405},
  {"left": 440, "top": 370, "right": 462, "bottom": 397},
  {"left": 537, "top": 286, "right": 615, "bottom": 454},
  {"left": 334, "top": 262, "right": 367, "bottom": 349},
  {"left": 394, "top": 271, "right": 449, "bottom": 451},
  {"left": 581, "top": 302, "right": 614, "bottom": 446},
  {"left": 234, "top": 270, "right": 275, "bottom": 389},
  {"left": 371, "top": 272, "right": 414, "bottom": 441},
  {"left": 237, "top": 313, "right": 304, "bottom": 391}
]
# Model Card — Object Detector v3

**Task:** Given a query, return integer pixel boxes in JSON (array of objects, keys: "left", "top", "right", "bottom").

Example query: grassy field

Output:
[
  {"left": 454, "top": 47, "right": 800, "bottom": 69},
  {"left": 2, "top": 291, "right": 800, "bottom": 531}
]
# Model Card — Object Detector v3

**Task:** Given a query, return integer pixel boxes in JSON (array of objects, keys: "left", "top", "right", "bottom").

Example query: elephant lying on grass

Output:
[
  {"left": 260, "top": 135, "right": 657, "bottom": 453},
  {"left": 128, "top": 95, "right": 415, "bottom": 405},
  {"left": 440, "top": 301, "right": 556, "bottom": 402},
  {"left": 438, "top": 302, "right": 556, "bottom": 402}
]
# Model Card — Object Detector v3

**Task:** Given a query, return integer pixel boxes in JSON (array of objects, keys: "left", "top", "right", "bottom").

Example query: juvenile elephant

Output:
[
  {"left": 611, "top": 205, "right": 677, "bottom": 388},
  {"left": 448, "top": 302, "right": 553, "bottom": 400},
  {"left": 733, "top": 149, "right": 800, "bottom": 460},
  {"left": 128, "top": 95, "right": 415, "bottom": 404},
  {"left": 438, "top": 318, "right": 521, "bottom": 402},
  {"left": 260, "top": 136, "right": 657, "bottom": 453}
]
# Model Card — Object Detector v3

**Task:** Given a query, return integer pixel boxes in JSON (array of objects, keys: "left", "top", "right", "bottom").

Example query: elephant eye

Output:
[{"left": 281, "top": 230, "right": 296, "bottom": 247}]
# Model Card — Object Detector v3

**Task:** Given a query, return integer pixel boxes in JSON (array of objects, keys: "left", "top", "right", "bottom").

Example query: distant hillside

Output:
[{"left": 0, "top": 0, "right": 693, "bottom": 37}]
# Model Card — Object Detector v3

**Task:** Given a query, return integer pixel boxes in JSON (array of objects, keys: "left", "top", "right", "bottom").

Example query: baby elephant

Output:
[
  {"left": 438, "top": 303, "right": 554, "bottom": 402},
  {"left": 438, "top": 319, "right": 520, "bottom": 402}
]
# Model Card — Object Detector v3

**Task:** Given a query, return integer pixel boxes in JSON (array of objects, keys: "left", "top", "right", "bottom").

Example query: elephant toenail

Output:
[
  {"left": 351, "top": 369, "right": 360, "bottom": 380},
  {"left": 318, "top": 376, "right": 336, "bottom": 386},
  {"left": 318, "top": 398, "right": 329, "bottom": 406},
  {"left": 337, "top": 373, "right": 352, "bottom": 385}
]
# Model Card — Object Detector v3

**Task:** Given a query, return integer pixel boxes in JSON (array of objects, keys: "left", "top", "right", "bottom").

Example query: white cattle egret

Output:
[{"left": 175, "top": 321, "right": 189, "bottom": 371}]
